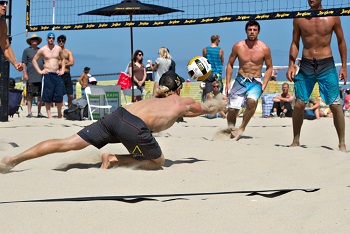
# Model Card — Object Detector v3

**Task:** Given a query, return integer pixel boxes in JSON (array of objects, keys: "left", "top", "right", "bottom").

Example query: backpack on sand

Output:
[{"left": 63, "top": 98, "right": 88, "bottom": 121}]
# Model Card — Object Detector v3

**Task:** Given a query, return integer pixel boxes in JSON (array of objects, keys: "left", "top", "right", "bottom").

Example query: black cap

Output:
[
  {"left": 159, "top": 71, "right": 185, "bottom": 91},
  {"left": 84, "top": 67, "right": 90, "bottom": 71}
]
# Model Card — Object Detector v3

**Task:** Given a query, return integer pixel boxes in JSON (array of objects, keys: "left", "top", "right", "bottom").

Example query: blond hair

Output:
[{"left": 158, "top": 47, "right": 172, "bottom": 59}]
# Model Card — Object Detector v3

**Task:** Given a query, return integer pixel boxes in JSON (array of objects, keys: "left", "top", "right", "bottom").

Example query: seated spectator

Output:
[
  {"left": 270, "top": 82, "right": 294, "bottom": 118},
  {"left": 304, "top": 97, "right": 320, "bottom": 120},
  {"left": 205, "top": 81, "right": 227, "bottom": 119},
  {"left": 317, "top": 96, "right": 333, "bottom": 118}
]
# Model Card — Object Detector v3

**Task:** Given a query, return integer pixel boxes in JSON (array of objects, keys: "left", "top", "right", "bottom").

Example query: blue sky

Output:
[{"left": 8, "top": 1, "right": 350, "bottom": 82}]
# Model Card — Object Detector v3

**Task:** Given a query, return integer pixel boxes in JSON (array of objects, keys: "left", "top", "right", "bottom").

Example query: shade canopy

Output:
[{"left": 78, "top": 0, "right": 183, "bottom": 17}]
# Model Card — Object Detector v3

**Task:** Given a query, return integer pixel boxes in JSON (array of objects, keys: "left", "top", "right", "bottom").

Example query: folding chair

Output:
[
  {"left": 8, "top": 89, "right": 23, "bottom": 118},
  {"left": 85, "top": 86, "right": 112, "bottom": 121},
  {"left": 123, "top": 88, "right": 142, "bottom": 105}
]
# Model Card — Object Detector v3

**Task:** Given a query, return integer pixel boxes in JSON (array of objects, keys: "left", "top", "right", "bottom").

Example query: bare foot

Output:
[
  {"left": 290, "top": 141, "right": 300, "bottom": 147},
  {"left": 230, "top": 128, "right": 243, "bottom": 141},
  {"left": 339, "top": 144, "right": 347, "bottom": 152},
  {"left": 0, "top": 156, "right": 14, "bottom": 174},
  {"left": 100, "top": 153, "right": 118, "bottom": 169}
]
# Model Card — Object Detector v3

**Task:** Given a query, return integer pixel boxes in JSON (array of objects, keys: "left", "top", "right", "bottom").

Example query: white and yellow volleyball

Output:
[{"left": 187, "top": 56, "right": 212, "bottom": 81}]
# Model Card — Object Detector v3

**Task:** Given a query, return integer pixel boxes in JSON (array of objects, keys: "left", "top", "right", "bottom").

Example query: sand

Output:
[{"left": 0, "top": 109, "right": 350, "bottom": 233}]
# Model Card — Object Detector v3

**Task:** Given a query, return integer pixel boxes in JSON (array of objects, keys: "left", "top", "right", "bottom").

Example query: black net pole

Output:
[
  {"left": 0, "top": 50, "right": 9, "bottom": 122},
  {"left": 0, "top": 0, "right": 11, "bottom": 122}
]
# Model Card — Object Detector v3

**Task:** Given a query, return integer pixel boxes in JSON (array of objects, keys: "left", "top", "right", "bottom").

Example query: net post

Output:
[{"left": 0, "top": 49, "right": 9, "bottom": 122}]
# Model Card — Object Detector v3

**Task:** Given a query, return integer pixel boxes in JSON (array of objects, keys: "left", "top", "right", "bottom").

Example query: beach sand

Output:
[{"left": 0, "top": 109, "right": 350, "bottom": 233}]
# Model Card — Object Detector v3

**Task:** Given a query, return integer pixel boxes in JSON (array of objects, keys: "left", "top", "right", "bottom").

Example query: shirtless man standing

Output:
[
  {"left": 32, "top": 32, "right": 65, "bottom": 118},
  {"left": 0, "top": 0, "right": 22, "bottom": 71},
  {"left": 286, "top": 0, "right": 347, "bottom": 151},
  {"left": 0, "top": 71, "right": 226, "bottom": 173},
  {"left": 57, "top": 35, "right": 74, "bottom": 107},
  {"left": 225, "top": 20, "right": 273, "bottom": 140}
]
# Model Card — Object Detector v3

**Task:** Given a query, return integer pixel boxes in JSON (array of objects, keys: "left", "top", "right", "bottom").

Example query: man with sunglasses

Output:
[
  {"left": 57, "top": 35, "right": 74, "bottom": 107},
  {"left": 0, "top": 72, "right": 226, "bottom": 173},
  {"left": 32, "top": 32, "right": 65, "bottom": 119},
  {"left": 0, "top": 0, "right": 23, "bottom": 71}
]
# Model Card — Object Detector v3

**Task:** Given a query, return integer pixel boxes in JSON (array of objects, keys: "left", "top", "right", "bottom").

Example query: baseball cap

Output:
[
  {"left": 47, "top": 32, "right": 55, "bottom": 38},
  {"left": 89, "top": 77, "right": 97, "bottom": 84},
  {"left": 84, "top": 67, "right": 90, "bottom": 71},
  {"left": 159, "top": 71, "right": 185, "bottom": 91}
]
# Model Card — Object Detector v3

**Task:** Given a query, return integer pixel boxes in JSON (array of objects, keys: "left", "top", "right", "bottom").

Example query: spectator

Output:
[
  {"left": 79, "top": 67, "right": 90, "bottom": 96},
  {"left": 57, "top": 35, "right": 74, "bottom": 107},
  {"left": 270, "top": 82, "right": 294, "bottom": 118},
  {"left": 202, "top": 34, "right": 224, "bottom": 92},
  {"left": 304, "top": 97, "right": 320, "bottom": 120},
  {"left": 129, "top": 50, "right": 146, "bottom": 101},
  {"left": 22, "top": 33, "right": 45, "bottom": 118},
  {"left": 205, "top": 81, "right": 227, "bottom": 119},
  {"left": 32, "top": 32, "right": 65, "bottom": 119},
  {"left": 149, "top": 47, "right": 172, "bottom": 96}
]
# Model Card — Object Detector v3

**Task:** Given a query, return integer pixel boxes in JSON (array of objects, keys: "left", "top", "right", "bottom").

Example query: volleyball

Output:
[{"left": 187, "top": 56, "right": 212, "bottom": 81}]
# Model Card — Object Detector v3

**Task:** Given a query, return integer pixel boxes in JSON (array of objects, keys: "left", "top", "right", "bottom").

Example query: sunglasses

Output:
[
  {"left": 0, "top": 1, "right": 7, "bottom": 5},
  {"left": 58, "top": 39, "right": 65, "bottom": 42},
  {"left": 138, "top": 53, "right": 143, "bottom": 56},
  {"left": 213, "top": 85, "right": 220, "bottom": 88},
  {"left": 48, "top": 37, "right": 55, "bottom": 40}
]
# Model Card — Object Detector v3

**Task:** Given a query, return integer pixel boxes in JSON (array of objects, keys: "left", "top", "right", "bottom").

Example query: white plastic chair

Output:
[{"left": 85, "top": 86, "right": 112, "bottom": 121}]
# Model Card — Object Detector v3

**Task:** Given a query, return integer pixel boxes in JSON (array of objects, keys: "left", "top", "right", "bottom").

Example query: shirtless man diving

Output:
[
  {"left": 0, "top": 71, "right": 226, "bottom": 173},
  {"left": 286, "top": 0, "right": 347, "bottom": 151},
  {"left": 225, "top": 19, "right": 273, "bottom": 140}
]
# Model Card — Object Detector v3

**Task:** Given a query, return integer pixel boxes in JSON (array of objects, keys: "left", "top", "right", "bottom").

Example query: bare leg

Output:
[
  {"left": 227, "top": 108, "right": 239, "bottom": 129},
  {"left": 68, "top": 94, "right": 73, "bottom": 107},
  {"left": 329, "top": 104, "right": 346, "bottom": 152},
  {"left": 231, "top": 98, "right": 257, "bottom": 140},
  {"left": 291, "top": 100, "right": 306, "bottom": 147},
  {"left": 45, "top": 102, "right": 52, "bottom": 118},
  {"left": 315, "top": 108, "right": 320, "bottom": 119},
  {"left": 26, "top": 96, "right": 33, "bottom": 116},
  {"left": 56, "top": 102, "right": 63, "bottom": 118},
  {"left": 37, "top": 96, "right": 43, "bottom": 115},
  {"left": 0, "top": 134, "right": 90, "bottom": 174},
  {"left": 101, "top": 153, "right": 165, "bottom": 170}
]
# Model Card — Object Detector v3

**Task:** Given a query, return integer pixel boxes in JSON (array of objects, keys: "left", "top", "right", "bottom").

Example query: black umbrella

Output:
[{"left": 79, "top": 0, "right": 183, "bottom": 101}]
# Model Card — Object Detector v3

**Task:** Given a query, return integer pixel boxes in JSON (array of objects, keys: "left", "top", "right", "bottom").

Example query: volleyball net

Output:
[{"left": 26, "top": 0, "right": 350, "bottom": 32}]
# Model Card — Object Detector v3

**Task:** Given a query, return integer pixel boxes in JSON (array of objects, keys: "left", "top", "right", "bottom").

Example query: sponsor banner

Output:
[{"left": 27, "top": 7, "right": 350, "bottom": 32}]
